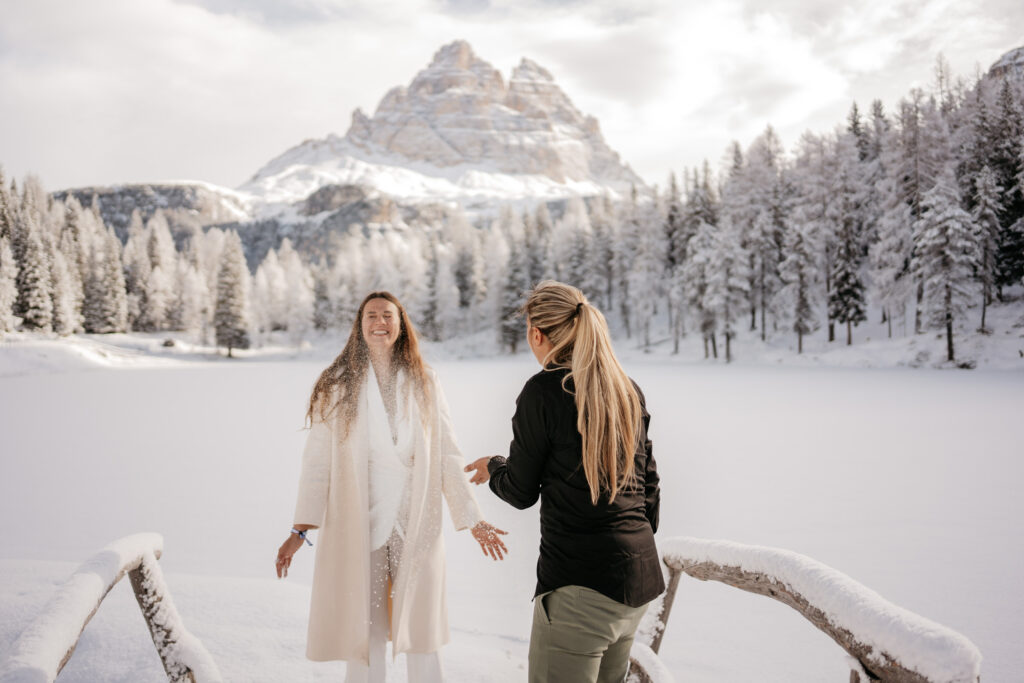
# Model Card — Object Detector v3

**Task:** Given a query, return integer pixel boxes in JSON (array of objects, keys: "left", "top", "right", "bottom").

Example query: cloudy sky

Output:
[{"left": 1, "top": 0, "right": 1022, "bottom": 193}]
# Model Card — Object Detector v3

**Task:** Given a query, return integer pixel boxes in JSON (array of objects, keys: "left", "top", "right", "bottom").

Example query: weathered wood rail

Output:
[
  {"left": 0, "top": 534, "right": 221, "bottom": 683},
  {"left": 635, "top": 536, "right": 982, "bottom": 683}
]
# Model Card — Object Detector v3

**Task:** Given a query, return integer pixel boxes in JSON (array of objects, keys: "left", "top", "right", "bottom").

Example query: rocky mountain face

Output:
[
  {"left": 50, "top": 41, "right": 642, "bottom": 263},
  {"left": 241, "top": 40, "right": 643, "bottom": 204},
  {"left": 989, "top": 45, "right": 1024, "bottom": 79},
  {"left": 52, "top": 182, "right": 250, "bottom": 243}
]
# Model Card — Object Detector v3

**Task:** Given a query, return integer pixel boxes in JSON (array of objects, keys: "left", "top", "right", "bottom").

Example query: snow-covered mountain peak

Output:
[
  {"left": 512, "top": 57, "right": 554, "bottom": 83},
  {"left": 241, "top": 40, "right": 642, "bottom": 207}
]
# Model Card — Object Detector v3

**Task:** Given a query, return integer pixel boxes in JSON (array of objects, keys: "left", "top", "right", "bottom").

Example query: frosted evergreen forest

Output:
[{"left": 2, "top": 60, "right": 1024, "bottom": 365}]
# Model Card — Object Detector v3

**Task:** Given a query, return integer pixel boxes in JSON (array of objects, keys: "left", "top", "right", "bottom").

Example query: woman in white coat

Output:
[{"left": 276, "top": 291, "right": 508, "bottom": 683}]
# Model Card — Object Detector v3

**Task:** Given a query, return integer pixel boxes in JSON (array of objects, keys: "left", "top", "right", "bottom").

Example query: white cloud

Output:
[{"left": 0, "top": 0, "right": 1021, "bottom": 192}]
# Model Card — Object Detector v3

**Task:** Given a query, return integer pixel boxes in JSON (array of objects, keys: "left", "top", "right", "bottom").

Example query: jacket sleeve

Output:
[
  {"left": 293, "top": 414, "right": 332, "bottom": 529},
  {"left": 636, "top": 384, "right": 660, "bottom": 533},
  {"left": 488, "top": 378, "right": 549, "bottom": 510},
  {"left": 434, "top": 372, "right": 485, "bottom": 531}
]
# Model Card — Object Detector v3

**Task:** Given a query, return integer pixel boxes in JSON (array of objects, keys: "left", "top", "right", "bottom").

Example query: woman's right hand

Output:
[
  {"left": 465, "top": 456, "right": 493, "bottom": 485},
  {"left": 276, "top": 534, "right": 304, "bottom": 578}
]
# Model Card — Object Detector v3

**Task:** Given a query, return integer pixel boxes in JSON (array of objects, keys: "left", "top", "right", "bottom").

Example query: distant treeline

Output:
[{"left": 1, "top": 60, "right": 1022, "bottom": 362}]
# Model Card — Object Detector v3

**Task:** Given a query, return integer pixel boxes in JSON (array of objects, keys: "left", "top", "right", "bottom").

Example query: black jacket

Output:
[{"left": 488, "top": 366, "right": 665, "bottom": 607}]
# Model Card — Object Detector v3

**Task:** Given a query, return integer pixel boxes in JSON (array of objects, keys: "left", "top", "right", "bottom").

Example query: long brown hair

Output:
[
  {"left": 524, "top": 280, "right": 643, "bottom": 504},
  {"left": 306, "top": 291, "right": 431, "bottom": 436}
]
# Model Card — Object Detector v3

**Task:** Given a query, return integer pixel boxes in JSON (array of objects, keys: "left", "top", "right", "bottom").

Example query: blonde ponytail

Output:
[{"left": 524, "top": 280, "right": 643, "bottom": 503}]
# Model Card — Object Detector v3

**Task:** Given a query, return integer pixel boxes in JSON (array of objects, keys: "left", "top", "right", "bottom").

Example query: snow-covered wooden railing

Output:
[
  {"left": 639, "top": 537, "right": 982, "bottom": 683},
  {"left": 0, "top": 534, "right": 221, "bottom": 683}
]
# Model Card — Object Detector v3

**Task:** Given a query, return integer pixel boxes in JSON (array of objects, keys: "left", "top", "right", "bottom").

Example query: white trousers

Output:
[{"left": 343, "top": 534, "right": 444, "bottom": 683}]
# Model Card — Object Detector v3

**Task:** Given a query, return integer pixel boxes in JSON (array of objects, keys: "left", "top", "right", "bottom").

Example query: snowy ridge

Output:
[
  {"left": 660, "top": 537, "right": 983, "bottom": 683},
  {"left": 0, "top": 534, "right": 164, "bottom": 682},
  {"left": 240, "top": 40, "right": 641, "bottom": 207}
]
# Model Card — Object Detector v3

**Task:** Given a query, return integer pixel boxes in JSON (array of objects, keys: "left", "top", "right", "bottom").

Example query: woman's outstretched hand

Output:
[
  {"left": 276, "top": 534, "right": 304, "bottom": 578},
  {"left": 472, "top": 521, "right": 509, "bottom": 561},
  {"left": 465, "top": 456, "right": 493, "bottom": 485}
]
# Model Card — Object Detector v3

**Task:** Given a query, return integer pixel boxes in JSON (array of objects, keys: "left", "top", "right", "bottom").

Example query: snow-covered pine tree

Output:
[
  {"left": 848, "top": 102, "right": 871, "bottom": 163},
  {"left": 83, "top": 228, "right": 128, "bottom": 333},
  {"left": 671, "top": 164, "right": 716, "bottom": 353},
  {"left": 433, "top": 242, "right": 461, "bottom": 341},
  {"left": 279, "top": 238, "right": 314, "bottom": 346},
  {"left": 56, "top": 204, "right": 85, "bottom": 334},
  {"left": 49, "top": 246, "right": 78, "bottom": 336},
  {"left": 311, "top": 265, "right": 332, "bottom": 332},
  {"left": 498, "top": 207, "right": 529, "bottom": 353},
  {"left": 663, "top": 172, "right": 684, "bottom": 331},
  {"left": 679, "top": 219, "right": 717, "bottom": 358},
  {"left": 991, "top": 79, "right": 1024, "bottom": 294},
  {"left": 0, "top": 235, "right": 19, "bottom": 334},
  {"left": 0, "top": 169, "right": 13, "bottom": 243},
  {"left": 748, "top": 209, "right": 782, "bottom": 341},
  {"left": 419, "top": 235, "right": 441, "bottom": 341},
  {"left": 446, "top": 209, "right": 484, "bottom": 314},
  {"left": 257, "top": 247, "right": 288, "bottom": 334},
  {"left": 177, "top": 261, "right": 209, "bottom": 341},
  {"left": 480, "top": 221, "right": 510, "bottom": 336},
  {"left": 143, "top": 211, "right": 177, "bottom": 331},
  {"left": 166, "top": 253, "right": 191, "bottom": 332},
  {"left": 587, "top": 195, "right": 617, "bottom": 311},
  {"left": 828, "top": 134, "right": 868, "bottom": 346},
  {"left": 703, "top": 218, "right": 749, "bottom": 363},
  {"left": 911, "top": 167, "right": 978, "bottom": 362},
  {"left": 13, "top": 206, "right": 53, "bottom": 332},
  {"left": 533, "top": 203, "right": 556, "bottom": 283},
  {"left": 733, "top": 127, "right": 785, "bottom": 337},
  {"left": 214, "top": 231, "right": 251, "bottom": 357},
  {"left": 775, "top": 215, "right": 821, "bottom": 353},
  {"left": 829, "top": 223, "right": 867, "bottom": 346},
  {"left": 892, "top": 90, "right": 950, "bottom": 332},
  {"left": 628, "top": 191, "right": 664, "bottom": 352},
  {"left": 121, "top": 210, "right": 151, "bottom": 330},
  {"left": 614, "top": 186, "right": 641, "bottom": 338},
  {"left": 869, "top": 175, "right": 915, "bottom": 338},
  {"left": 551, "top": 196, "right": 592, "bottom": 289},
  {"left": 790, "top": 131, "right": 839, "bottom": 341},
  {"left": 972, "top": 165, "right": 1002, "bottom": 331},
  {"left": 397, "top": 232, "right": 430, "bottom": 328},
  {"left": 329, "top": 231, "right": 364, "bottom": 333}
]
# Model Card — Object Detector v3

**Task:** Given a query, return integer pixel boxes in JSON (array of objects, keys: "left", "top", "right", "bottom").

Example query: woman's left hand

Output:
[
  {"left": 465, "top": 456, "right": 493, "bottom": 484},
  {"left": 471, "top": 521, "right": 509, "bottom": 561}
]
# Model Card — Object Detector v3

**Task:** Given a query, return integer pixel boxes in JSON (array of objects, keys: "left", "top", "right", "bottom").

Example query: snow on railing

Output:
[
  {"left": 640, "top": 536, "right": 982, "bottom": 683},
  {"left": 0, "top": 534, "right": 221, "bottom": 683},
  {"left": 628, "top": 641, "right": 675, "bottom": 683}
]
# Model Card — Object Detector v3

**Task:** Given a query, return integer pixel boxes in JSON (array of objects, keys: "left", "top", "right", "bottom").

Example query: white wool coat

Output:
[{"left": 293, "top": 367, "right": 484, "bottom": 663}]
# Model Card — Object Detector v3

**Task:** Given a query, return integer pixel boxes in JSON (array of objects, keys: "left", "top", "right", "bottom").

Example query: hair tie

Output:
[{"left": 574, "top": 302, "right": 584, "bottom": 319}]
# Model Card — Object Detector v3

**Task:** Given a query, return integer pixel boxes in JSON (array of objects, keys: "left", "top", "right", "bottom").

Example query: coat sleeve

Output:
[
  {"left": 433, "top": 372, "right": 485, "bottom": 531},
  {"left": 635, "top": 383, "right": 660, "bottom": 533},
  {"left": 488, "top": 377, "right": 549, "bottom": 510},
  {"left": 293, "top": 414, "right": 332, "bottom": 529}
]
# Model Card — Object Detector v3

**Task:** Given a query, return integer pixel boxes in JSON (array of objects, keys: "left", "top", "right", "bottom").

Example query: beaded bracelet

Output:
[{"left": 291, "top": 527, "right": 313, "bottom": 546}]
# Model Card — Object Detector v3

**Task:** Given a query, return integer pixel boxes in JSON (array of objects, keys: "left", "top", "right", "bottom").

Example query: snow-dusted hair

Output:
[
  {"left": 524, "top": 280, "right": 642, "bottom": 504},
  {"left": 306, "top": 291, "right": 430, "bottom": 436}
]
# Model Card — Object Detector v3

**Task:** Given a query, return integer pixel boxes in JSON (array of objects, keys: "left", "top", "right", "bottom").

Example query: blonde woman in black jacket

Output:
[{"left": 466, "top": 280, "right": 664, "bottom": 683}]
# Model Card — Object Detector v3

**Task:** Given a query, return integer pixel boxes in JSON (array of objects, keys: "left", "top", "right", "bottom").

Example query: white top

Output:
[{"left": 365, "top": 364, "right": 415, "bottom": 550}]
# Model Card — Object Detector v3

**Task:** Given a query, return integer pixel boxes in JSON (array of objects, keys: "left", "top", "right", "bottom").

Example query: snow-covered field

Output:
[{"left": 0, "top": 335, "right": 1021, "bottom": 682}]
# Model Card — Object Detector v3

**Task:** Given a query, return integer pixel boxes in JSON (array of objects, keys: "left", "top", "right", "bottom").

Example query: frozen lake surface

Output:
[{"left": 0, "top": 347, "right": 1021, "bottom": 681}]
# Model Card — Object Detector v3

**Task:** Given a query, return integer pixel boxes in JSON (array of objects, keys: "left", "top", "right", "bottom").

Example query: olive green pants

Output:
[{"left": 528, "top": 585, "right": 648, "bottom": 683}]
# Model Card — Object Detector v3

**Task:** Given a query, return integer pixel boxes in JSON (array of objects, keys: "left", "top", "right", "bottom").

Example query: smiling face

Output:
[{"left": 361, "top": 297, "right": 401, "bottom": 353}]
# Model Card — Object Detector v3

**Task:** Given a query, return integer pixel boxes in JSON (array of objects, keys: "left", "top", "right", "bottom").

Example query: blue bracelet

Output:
[{"left": 291, "top": 527, "right": 313, "bottom": 546}]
